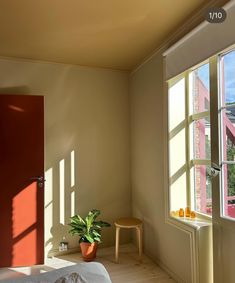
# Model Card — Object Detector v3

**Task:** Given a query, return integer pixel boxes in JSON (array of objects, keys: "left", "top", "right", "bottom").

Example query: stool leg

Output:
[
  {"left": 136, "top": 225, "right": 143, "bottom": 260},
  {"left": 115, "top": 227, "right": 120, "bottom": 263}
]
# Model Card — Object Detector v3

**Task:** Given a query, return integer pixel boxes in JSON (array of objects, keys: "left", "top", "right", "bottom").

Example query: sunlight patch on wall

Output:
[
  {"left": 44, "top": 167, "right": 53, "bottom": 254},
  {"left": 71, "top": 150, "right": 75, "bottom": 188},
  {"left": 71, "top": 191, "right": 75, "bottom": 217},
  {"left": 59, "top": 159, "right": 65, "bottom": 225},
  {"left": 45, "top": 168, "right": 53, "bottom": 206}
]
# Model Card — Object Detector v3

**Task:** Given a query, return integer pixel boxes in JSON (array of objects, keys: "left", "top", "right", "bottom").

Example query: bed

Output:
[{"left": 0, "top": 262, "right": 112, "bottom": 283}]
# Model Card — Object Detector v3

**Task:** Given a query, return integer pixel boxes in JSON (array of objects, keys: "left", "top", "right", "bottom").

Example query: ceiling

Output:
[{"left": 0, "top": 0, "right": 213, "bottom": 70}]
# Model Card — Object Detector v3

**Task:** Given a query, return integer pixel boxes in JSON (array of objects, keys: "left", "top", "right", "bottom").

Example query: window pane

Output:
[
  {"left": 192, "top": 117, "right": 211, "bottom": 159},
  {"left": 169, "top": 129, "right": 185, "bottom": 177},
  {"left": 222, "top": 164, "right": 235, "bottom": 219},
  {"left": 168, "top": 78, "right": 185, "bottom": 132},
  {"left": 189, "top": 63, "right": 210, "bottom": 114},
  {"left": 192, "top": 165, "right": 212, "bottom": 216},
  {"left": 221, "top": 50, "right": 235, "bottom": 106},
  {"left": 221, "top": 108, "right": 235, "bottom": 161},
  {"left": 170, "top": 173, "right": 187, "bottom": 212}
]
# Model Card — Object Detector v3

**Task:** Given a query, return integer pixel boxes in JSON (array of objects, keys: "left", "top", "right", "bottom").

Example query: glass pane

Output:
[
  {"left": 221, "top": 50, "right": 235, "bottom": 106},
  {"left": 192, "top": 165, "right": 212, "bottom": 216},
  {"left": 168, "top": 78, "right": 185, "bottom": 132},
  {"left": 222, "top": 164, "right": 235, "bottom": 219},
  {"left": 169, "top": 129, "right": 186, "bottom": 177},
  {"left": 170, "top": 173, "right": 187, "bottom": 212},
  {"left": 189, "top": 63, "right": 210, "bottom": 114},
  {"left": 221, "top": 108, "right": 235, "bottom": 161},
  {"left": 192, "top": 117, "right": 211, "bottom": 159}
]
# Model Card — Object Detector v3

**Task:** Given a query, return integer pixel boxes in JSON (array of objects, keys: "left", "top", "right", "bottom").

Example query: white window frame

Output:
[{"left": 168, "top": 60, "right": 212, "bottom": 220}]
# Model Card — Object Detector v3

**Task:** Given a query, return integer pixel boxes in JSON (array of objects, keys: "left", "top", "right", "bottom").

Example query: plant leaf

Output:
[
  {"left": 70, "top": 215, "right": 86, "bottom": 225},
  {"left": 84, "top": 234, "right": 94, "bottom": 243},
  {"left": 94, "top": 236, "right": 101, "bottom": 242},
  {"left": 94, "top": 220, "right": 111, "bottom": 227},
  {"left": 85, "top": 209, "right": 101, "bottom": 231}
]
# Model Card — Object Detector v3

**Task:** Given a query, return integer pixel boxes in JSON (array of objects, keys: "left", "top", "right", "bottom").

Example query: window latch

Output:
[{"left": 210, "top": 163, "right": 221, "bottom": 178}]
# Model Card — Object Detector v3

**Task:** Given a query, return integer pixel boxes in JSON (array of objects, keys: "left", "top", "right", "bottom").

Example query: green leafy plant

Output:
[{"left": 68, "top": 209, "right": 111, "bottom": 244}]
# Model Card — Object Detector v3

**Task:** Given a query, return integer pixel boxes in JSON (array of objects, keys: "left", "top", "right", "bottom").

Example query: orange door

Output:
[{"left": 0, "top": 95, "right": 44, "bottom": 267}]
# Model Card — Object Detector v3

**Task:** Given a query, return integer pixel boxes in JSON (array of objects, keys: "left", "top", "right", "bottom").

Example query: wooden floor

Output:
[{"left": 0, "top": 244, "right": 176, "bottom": 283}]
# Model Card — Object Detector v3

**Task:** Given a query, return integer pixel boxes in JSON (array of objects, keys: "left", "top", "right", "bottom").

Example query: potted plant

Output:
[{"left": 69, "top": 209, "right": 111, "bottom": 261}]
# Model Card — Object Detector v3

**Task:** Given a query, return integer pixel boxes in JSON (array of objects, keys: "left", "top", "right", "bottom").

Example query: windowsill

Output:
[{"left": 170, "top": 215, "right": 212, "bottom": 229}]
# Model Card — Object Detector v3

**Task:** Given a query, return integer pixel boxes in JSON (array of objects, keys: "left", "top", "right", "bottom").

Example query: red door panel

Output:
[{"left": 0, "top": 95, "right": 44, "bottom": 267}]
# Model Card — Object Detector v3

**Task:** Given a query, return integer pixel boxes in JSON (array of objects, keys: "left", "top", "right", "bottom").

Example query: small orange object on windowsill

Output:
[
  {"left": 185, "top": 207, "right": 191, "bottom": 217},
  {"left": 190, "top": 211, "right": 196, "bottom": 218},
  {"left": 179, "top": 208, "right": 184, "bottom": 217}
]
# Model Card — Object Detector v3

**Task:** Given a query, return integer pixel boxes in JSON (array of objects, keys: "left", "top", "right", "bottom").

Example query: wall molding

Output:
[{"left": 0, "top": 55, "right": 129, "bottom": 74}]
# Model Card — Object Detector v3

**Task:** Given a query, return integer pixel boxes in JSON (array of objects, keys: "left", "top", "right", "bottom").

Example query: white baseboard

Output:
[{"left": 47, "top": 246, "right": 80, "bottom": 258}]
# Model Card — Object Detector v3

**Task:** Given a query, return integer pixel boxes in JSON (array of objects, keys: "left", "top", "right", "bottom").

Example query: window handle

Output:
[{"left": 211, "top": 163, "right": 221, "bottom": 178}]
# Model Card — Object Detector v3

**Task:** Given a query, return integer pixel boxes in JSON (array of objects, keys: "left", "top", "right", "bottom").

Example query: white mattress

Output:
[{"left": 0, "top": 262, "right": 112, "bottom": 283}]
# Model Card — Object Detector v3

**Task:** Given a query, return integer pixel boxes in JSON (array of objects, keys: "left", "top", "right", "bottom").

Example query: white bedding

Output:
[{"left": 0, "top": 262, "right": 112, "bottom": 283}]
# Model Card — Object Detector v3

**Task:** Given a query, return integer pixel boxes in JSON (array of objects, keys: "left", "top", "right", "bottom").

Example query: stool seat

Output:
[
  {"left": 115, "top": 217, "right": 142, "bottom": 228},
  {"left": 114, "top": 217, "right": 143, "bottom": 263}
]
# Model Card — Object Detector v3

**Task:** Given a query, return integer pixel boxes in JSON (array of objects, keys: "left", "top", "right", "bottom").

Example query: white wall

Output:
[
  {"left": 0, "top": 58, "right": 131, "bottom": 256},
  {"left": 130, "top": 53, "right": 192, "bottom": 282}
]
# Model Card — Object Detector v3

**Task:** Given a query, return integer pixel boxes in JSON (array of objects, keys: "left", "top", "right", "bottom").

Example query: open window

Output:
[{"left": 168, "top": 47, "right": 235, "bottom": 222}]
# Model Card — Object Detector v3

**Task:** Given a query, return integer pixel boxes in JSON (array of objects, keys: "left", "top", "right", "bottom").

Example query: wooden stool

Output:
[{"left": 114, "top": 217, "right": 143, "bottom": 263}]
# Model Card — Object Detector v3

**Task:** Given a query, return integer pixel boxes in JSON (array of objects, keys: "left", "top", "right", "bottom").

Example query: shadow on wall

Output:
[{"left": 45, "top": 150, "right": 79, "bottom": 257}]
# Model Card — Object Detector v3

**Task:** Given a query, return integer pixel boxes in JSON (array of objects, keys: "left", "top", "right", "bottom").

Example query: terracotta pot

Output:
[{"left": 80, "top": 242, "right": 98, "bottom": 262}]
